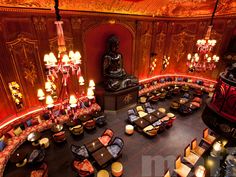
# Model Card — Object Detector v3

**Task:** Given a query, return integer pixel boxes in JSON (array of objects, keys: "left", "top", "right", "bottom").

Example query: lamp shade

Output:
[
  {"left": 62, "top": 54, "right": 70, "bottom": 64},
  {"left": 49, "top": 52, "right": 57, "bottom": 64},
  {"left": 69, "top": 95, "right": 77, "bottom": 108},
  {"left": 46, "top": 95, "right": 54, "bottom": 108},
  {"left": 87, "top": 88, "right": 94, "bottom": 99},
  {"left": 79, "top": 76, "right": 84, "bottom": 85},
  {"left": 37, "top": 89, "right": 45, "bottom": 100},
  {"left": 45, "top": 82, "right": 51, "bottom": 92},
  {"left": 89, "top": 80, "right": 95, "bottom": 88}
]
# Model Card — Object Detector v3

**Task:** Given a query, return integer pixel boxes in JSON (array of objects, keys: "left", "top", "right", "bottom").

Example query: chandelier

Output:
[
  {"left": 187, "top": 0, "right": 220, "bottom": 72},
  {"left": 37, "top": 0, "right": 95, "bottom": 121}
]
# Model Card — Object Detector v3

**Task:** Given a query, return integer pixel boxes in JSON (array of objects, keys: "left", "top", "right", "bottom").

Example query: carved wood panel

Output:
[{"left": 6, "top": 33, "right": 43, "bottom": 108}]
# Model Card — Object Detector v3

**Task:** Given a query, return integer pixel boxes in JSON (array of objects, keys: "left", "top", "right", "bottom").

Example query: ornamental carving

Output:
[
  {"left": 169, "top": 31, "right": 195, "bottom": 63},
  {"left": 49, "top": 36, "right": 73, "bottom": 54},
  {"left": 33, "top": 16, "right": 46, "bottom": 31},
  {"left": 6, "top": 34, "right": 40, "bottom": 86},
  {"left": 0, "top": 0, "right": 235, "bottom": 17}
]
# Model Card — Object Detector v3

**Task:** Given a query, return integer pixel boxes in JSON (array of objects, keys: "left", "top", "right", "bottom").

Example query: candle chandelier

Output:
[
  {"left": 187, "top": 0, "right": 220, "bottom": 72},
  {"left": 37, "top": 0, "right": 95, "bottom": 112}
]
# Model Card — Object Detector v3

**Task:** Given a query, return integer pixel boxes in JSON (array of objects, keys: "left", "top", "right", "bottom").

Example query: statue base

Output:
[{"left": 95, "top": 85, "right": 139, "bottom": 111}]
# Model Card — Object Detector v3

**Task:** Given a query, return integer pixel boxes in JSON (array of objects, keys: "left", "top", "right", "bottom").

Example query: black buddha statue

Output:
[
  {"left": 224, "top": 63, "right": 236, "bottom": 82},
  {"left": 103, "top": 35, "right": 138, "bottom": 91}
]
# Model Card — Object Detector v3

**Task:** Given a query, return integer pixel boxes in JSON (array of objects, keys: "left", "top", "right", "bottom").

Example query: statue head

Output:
[{"left": 107, "top": 35, "right": 119, "bottom": 53}]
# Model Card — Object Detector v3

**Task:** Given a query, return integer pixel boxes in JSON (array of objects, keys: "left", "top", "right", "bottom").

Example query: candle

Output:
[
  {"left": 92, "top": 142, "right": 95, "bottom": 146},
  {"left": 101, "top": 153, "right": 104, "bottom": 157},
  {"left": 125, "top": 125, "right": 134, "bottom": 135}
]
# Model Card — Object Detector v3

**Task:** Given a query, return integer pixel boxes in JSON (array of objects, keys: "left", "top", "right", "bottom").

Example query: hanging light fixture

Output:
[
  {"left": 187, "top": 0, "right": 220, "bottom": 72},
  {"left": 37, "top": 0, "right": 96, "bottom": 124}
]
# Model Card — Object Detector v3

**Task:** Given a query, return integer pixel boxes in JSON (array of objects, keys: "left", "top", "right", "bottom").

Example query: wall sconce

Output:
[
  {"left": 8, "top": 81, "right": 23, "bottom": 110},
  {"left": 150, "top": 53, "right": 157, "bottom": 74},
  {"left": 162, "top": 55, "right": 170, "bottom": 70}
]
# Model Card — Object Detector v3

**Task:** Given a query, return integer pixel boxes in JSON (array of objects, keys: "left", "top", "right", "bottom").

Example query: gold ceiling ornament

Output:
[{"left": 0, "top": 0, "right": 234, "bottom": 17}]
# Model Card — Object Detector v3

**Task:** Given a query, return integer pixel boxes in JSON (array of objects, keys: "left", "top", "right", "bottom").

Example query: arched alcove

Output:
[{"left": 84, "top": 23, "right": 133, "bottom": 83}]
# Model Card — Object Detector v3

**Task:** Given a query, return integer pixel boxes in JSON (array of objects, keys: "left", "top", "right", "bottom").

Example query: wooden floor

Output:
[{"left": 4, "top": 95, "right": 209, "bottom": 177}]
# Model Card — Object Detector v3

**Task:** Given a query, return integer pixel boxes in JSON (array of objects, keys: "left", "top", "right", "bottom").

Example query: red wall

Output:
[{"left": 85, "top": 24, "right": 133, "bottom": 84}]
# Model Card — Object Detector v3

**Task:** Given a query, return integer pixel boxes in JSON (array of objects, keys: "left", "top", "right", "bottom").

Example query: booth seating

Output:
[
  {"left": 111, "top": 162, "right": 123, "bottom": 177},
  {"left": 69, "top": 124, "right": 84, "bottom": 136},
  {"left": 182, "top": 85, "right": 190, "bottom": 92},
  {"left": 127, "top": 109, "right": 139, "bottom": 124},
  {"left": 73, "top": 159, "right": 94, "bottom": 177},
  {"left": 174, "top": 156, "right": 191, "bottom": 177},
  {"left": 202, "top": 128, "right": 216, "bottom": 145},
  {"left": 139, "top": 75, "right": 216, "bottom": 97},
  {"left": 192, "top": 97, "right": 202, "bottom": 104},
  {"left": 191, "top": 139, "right": 205, "bottom": 156},
  {"left": 183, "top": 145, "right": 199, "bottom": 166}
]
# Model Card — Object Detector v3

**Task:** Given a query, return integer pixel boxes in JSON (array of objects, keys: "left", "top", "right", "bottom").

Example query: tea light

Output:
[
  {"left": 92, "top": 142, "right": 95, "bottom": 146},
  {"left": 101, "top": 153, "right": 104, "bottom": 157},
  {"left": 125, "top": 124, "right": 134, "bottom": 135}
]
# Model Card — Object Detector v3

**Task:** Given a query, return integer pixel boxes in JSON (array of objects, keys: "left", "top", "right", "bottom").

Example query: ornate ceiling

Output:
[{"left": 0, "top": 0, "right": 235, "bottom": 17}]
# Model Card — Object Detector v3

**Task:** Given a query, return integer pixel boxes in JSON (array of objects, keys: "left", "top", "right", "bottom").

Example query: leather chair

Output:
[
  {"left": 107, "top": 137, "right": 124, "bottom": 159},
  {"left": 191, "top": 138, "right": 205, "bottom": 156},
  {"left": 71, "top": 144, "right": 89, "bottom": 160},
  {"left": 152, "top": 120, "right": 165, "bottom": 133},
  {"left": 144, "top": 102, "right": 155, "bottom": 113},
  {"left": 170, "top": 100, "right": 180, "bottom": 110},
  {"left": 53, "top": 131, "right": 66, "bottom": 143},
  {"left": 73, "top": 159, "right": 94, "bottom": 177},
  {"left": 136, "top": 106, "right": 148, "bottom": 118},
  {"left": 202, "top": 128, "right": 216, "bottom": 145},
  {"left": 28, "top": 149, "right": 46, "bottom": 164},
  {"left": 174, "top": 156, "right": 191, "bottom": 177},
  {"left": 30, "top": 163, "right": 48, "bottom": 177},
  {"left": 179, "top": 104, "right": 192, "bottom": 114},
  {"left": 164, "top": 170, "right": 171, "bottom": 177},
  {"left": 143, "top": 125, "right": 158, "bottom": 137},
  {"left": 166, "top": 113, "right": 176, "bottom": 128},
  {"left": 98, "top": 129, "right": 114, "bottom": 146},
  {"left": 183, "top": 145, "right": 199, "bottom": 166},
  {"left": 127, "top": 109, "right": 139, "bottom": 124},
  {"left": 83, "top": 120, "right": 96, "bottom": 130},
  {"left": 69, "top": 124, "right": 84, "bottom": 136}
]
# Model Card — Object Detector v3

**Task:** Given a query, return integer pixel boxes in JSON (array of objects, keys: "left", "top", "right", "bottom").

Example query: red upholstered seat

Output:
[
  {"left": 98, "top": 129, "right": 114, "bottom": 146},
  {"left": 73, "top": 159, "right": 94, "bottom": 177},
  {"left": 30, "top": 163, "right": 48, "bottom": 177}
]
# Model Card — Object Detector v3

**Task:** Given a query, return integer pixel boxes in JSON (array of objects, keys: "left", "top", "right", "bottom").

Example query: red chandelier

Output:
[{"left": 187, "top": 0, "right": 220, "bottom": 72}]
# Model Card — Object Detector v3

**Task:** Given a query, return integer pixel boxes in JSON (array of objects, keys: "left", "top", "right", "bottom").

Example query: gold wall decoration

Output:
[
  {"left": 33, "top": 16, "right": 46, "bottom": 31},
  {"left": 6, "top": 34, "right": 40, "bottom": 86},
  {"left": 123, "top": 94, "right": 133, "bottom": 104},
  {"left": 8, "top": 81, "right": 23, "bottom": 110}
]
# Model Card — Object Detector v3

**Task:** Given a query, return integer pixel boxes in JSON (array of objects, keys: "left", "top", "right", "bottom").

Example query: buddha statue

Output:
[
  {"left": 103, "top": 35, "right": 138, "bottom": 91},
  {"left": 224, "top": 63, "right": 236, "bottom": 82}
]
